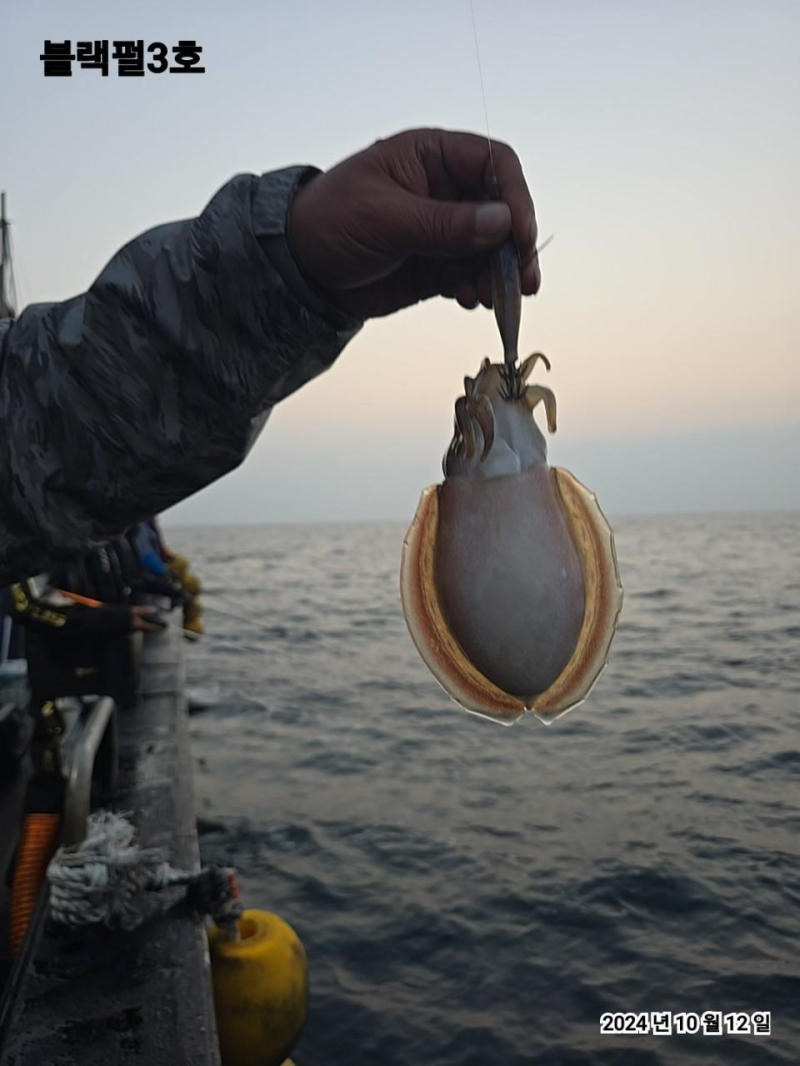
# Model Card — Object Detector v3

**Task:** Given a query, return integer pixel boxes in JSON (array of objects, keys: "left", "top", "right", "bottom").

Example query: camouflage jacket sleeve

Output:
[{"left": 0, "top": 168, "right": 362, "bottom": 585}]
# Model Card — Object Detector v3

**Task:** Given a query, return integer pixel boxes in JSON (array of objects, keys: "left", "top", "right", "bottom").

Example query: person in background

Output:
[
  {"left": 0, "top": 129, "right": 539, "bottom": 585},
  {"left": 165, "top": 552, "right": 204, "bottom": 636},
  {"left": 0, "top": 531, "right": 172, "bottom": 781},
  {"left": 128, "top": 518, "right": 170, "bottom": 585},
  {"left": 10, "top": 568, "right": 162, "bottom": 704},
  {"left": 128, "top": 519, "right": 204, "bottom": 635},
  {"left": 8, "top": 561, "right": 163, "bottom": 820},
  {"left": 4, "top": 559, "right": 165, "bottom": 955}
]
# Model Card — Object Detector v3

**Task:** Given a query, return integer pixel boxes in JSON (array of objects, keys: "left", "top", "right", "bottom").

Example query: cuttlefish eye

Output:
[{"left": 401, "top": 356, "right": 623, "bottom": 725}]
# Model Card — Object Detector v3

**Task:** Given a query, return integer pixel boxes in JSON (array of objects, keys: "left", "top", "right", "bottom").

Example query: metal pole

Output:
[{"left": 0, "top": 192, "right": 6, "bottom": 317}]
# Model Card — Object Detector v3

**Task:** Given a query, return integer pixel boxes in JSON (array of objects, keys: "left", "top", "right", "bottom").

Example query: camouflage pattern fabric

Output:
[{"left": 0, "top": 168, "right": 362, "bottom": 584}]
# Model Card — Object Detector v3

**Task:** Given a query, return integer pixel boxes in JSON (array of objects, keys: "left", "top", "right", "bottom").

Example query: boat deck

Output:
[{"left": 0, "top": 624, "right": 220, "bottom": 1064}]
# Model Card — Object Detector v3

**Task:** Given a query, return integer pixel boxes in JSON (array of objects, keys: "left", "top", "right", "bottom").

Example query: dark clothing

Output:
[
  {"left": 49, "top": 544, "right": 130, "bottom": 609},
  {"left": 9, "top": 577, "right": 131, "bottom": 637},
  {"left": 0, "top": 167, "right": 362, "bottom": 584},
  {"left": 0, "top": 589, "right": 30, "bottom": 777},
  {"left": 9, "top": 575, "right": 136, "bottom": 707},
  {"left": 130, "top": 520, "right": 166, "bottom": 565},
  {"left": 129, "top": 521, "right": 169, "bottom": 579},
  {"left": 0, "top": 587, "right": 25, "bottom": 663}
]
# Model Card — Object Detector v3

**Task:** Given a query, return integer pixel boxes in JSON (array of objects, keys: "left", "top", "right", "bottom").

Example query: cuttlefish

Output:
[{"left": 400, "top": 239, "right": 623, "bottom": 724}]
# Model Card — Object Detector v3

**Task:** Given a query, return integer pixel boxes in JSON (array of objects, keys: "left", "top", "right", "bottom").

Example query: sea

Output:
[{"left": 170, "top": 512, "right": 799, "bottom": 1066}]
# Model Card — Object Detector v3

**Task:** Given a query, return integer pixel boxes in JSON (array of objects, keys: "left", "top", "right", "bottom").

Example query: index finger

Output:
[{"left": 430, "top": 130, "right": 540, "bottom": 294}]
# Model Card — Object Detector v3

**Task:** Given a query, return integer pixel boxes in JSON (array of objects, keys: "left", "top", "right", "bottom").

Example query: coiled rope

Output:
[{"left": 47, "top": 810, "right": 242, "bottom": 934}]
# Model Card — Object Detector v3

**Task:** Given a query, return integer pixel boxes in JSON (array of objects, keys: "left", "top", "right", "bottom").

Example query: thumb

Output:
[{"left": 399, "top": 196, "right": 512, "bottom": 255}]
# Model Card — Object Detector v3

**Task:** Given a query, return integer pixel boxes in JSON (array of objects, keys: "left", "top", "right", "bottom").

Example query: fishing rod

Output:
[
  {"left": 56, "top": 588, "right": 201, "bottom": 640},
  {"left": 55, "top": 589, "right": 280, "bottom": 663},
  {"left": 58, "top": 586, "right": 275, "bottom": 635}
]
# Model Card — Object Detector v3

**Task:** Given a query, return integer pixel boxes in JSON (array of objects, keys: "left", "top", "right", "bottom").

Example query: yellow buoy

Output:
[{"left": 208, "top": 909, "right": 308, "bottom": 1066}]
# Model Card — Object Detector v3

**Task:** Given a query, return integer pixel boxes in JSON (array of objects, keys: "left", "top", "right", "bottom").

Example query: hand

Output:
[
  {"left": 130, "top": 606, "right": 165, "bottom": 633},
  {"left": 289, "top": 128, "right": 540, "bottom": 319}
]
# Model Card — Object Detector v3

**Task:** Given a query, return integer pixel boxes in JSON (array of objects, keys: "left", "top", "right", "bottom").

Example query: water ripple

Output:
[{"left": 174, "top": 513, "right": 800, "bottom": 1065}]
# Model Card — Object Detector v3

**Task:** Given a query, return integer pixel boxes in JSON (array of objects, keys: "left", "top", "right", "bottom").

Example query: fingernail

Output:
[{"left": 473, "top": 202, "right": 511, "bottom": 246}]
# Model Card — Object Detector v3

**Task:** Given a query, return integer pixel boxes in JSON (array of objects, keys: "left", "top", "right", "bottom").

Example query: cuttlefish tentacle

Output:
[
  {"left": 443, "top": 431, "right": 459, "bottom": 474},
  {"left": 519, "top": 351, "right": 551, "bottom": 383},
  {"left": 455, "top": 396, "right": 475, "bottom": 460},
  {"left": 524, "top": 385, "right": 558, "bottom": 433},
  {"left": 473, "top": 394, "right": 495, "bottom": 460}
]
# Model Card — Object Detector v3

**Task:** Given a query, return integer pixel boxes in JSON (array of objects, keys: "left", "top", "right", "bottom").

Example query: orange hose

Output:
[{"left": 10, "top": 813, "right": 61, "bottom": 955}]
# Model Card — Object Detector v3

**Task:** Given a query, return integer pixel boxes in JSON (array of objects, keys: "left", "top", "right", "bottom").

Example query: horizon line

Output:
[{"left": 162, "top": 506, "right": 800, "bottom": 530}]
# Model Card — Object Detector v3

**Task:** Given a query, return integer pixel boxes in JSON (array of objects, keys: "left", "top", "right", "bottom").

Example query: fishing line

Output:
[
  {"left": 468, "top": 0, "right": 498, "bottom": 193},
  {"left": 468, "top": 1, "right": 555, "bottom": 261},
  {"left": 203, "top": 590, "right": 260, "bottom": 616},
  {"left": 156, "top": 617, "right": 264, "bottom": 656},
  {"left": 201, "top": 599, "right": 284, "bottom": 635}
]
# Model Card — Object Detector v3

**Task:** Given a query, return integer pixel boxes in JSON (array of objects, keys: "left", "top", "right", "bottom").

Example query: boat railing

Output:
[{"left": 62, "top": 695, "right": 118, "bottom": 846}]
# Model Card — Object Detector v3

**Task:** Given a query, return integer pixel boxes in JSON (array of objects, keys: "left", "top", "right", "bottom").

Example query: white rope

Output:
[{"left": 47, "top": 810, "right": 241, "bottom": 931}]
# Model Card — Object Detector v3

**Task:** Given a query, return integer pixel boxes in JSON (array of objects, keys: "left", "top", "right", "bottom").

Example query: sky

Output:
[{"left": 2, "top": 0, "right": 798, "bottom": 523}]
